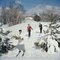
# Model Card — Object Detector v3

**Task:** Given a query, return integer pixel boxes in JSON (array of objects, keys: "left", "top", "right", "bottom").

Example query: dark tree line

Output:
[{"left": 33, "top": 14, "right": 41, "bottom": 22}]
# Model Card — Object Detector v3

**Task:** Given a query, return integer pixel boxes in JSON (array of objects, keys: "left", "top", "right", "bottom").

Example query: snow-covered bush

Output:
[
  {"left": 34, "top": 21, "right": 60, "bottom": 54},
  {"left": 0, "top": 28, "right": 12, "bottom": 36},
  {"left": 0, "top": 36, "right": 15, "bottom": 56},
  {"left": 34, "top": 42, "right": 39, "bottom": 46}
]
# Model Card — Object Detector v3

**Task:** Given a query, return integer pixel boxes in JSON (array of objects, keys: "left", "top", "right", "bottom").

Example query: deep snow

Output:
[{"left": 0, "top": 20, "right": 60, "bottom": 60}]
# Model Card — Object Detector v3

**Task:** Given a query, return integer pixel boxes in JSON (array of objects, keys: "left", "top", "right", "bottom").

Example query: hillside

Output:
[{"left": 0, "top": 19, "right": 60, "bottom": 60}]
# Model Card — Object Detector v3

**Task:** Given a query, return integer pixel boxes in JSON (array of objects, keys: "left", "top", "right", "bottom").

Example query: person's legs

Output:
[
  {"left": 28, "top": 30, "right": 31, "bottom": 37},
  {"left": 22, "top": 50, "right": 25, "bottom": 56},
  {"left": 40, "top": 28, "right": 42, "bottom": 33},
  {"left": 16, "top": 50, "right": 21, "bottom": 57}
]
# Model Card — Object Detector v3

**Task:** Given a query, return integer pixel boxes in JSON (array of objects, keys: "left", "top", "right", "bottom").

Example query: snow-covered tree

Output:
[
  {"left": 33, "top": 14, "right": 41, "bottom": 22},
  {"left": 0, "top": 0, "right": 25, "bottom": 26},
  {"left": 34, "top": 15, "right": 60, "bottom": 53}
]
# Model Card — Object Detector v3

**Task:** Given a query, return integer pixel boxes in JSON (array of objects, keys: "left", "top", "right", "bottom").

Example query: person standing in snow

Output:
[
  {"left": 39, "top": 23, "right": 42, "bottom": 33},
  {"left": 27, "top": 24, "right": 33, "bottom": 37}
]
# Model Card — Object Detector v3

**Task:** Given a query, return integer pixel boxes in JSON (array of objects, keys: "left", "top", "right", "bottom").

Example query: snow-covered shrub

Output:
[
  {"left": 34, "top": 20, "right": 60, "bottom": 53},
  {"left": 0, "top": 37, "right": 15, "bottom": 56},
  {"left": 47, "top": 35, "right": 59, "bottom": 53},
  {"left": 0, "top": 28, "right": 3, "bottom": 33},
  {"left": 43, "top": 25, "right": 49, "bottom": 34},
  {"left": 0, "top": 28, "right": 12, "bottom": 35},
  {"left": 34, "top": 42, "right": 39, "bottom": 46}
]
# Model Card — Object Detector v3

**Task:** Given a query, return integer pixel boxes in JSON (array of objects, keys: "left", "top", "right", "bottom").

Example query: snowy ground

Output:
[{"left": 0, "top": 20, "right": 60, "bottom": 60}]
